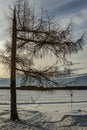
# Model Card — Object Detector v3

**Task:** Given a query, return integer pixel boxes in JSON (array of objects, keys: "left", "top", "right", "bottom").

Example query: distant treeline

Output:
[
  {"left": 0, "top": 85, "right": 87, "bottom": 90},
  {"left": 18, "top": 85, "right": 87, "bottom": 90}
]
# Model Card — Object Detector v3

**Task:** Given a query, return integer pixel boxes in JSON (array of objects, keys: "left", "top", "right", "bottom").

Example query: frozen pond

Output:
[
  {"left": 0, "top": 89, "right": 87, "bottom": 103},
  {"left": 0, "top": 90, "right": 87, "bottom": 111},
  {"left": 0, "top": 90, "right": 87, "bottom": 129}
]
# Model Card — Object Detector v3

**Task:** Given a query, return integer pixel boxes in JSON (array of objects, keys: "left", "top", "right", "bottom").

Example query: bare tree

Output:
[{"left": 0, "top": 0, "right": 84, "bottom": 120}]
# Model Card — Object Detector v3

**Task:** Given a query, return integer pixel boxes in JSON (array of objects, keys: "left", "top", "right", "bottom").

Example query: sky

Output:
[{"left": 0, "top": 0, "right": 87, "bottom": 77}]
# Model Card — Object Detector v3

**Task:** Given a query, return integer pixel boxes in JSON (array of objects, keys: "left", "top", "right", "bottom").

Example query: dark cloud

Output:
[{"left": 54, "top": 0, "right": 87, "bottom": 16}]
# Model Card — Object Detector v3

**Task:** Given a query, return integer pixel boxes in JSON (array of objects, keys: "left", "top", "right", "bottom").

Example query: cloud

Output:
[
  {"left": 0, "top": 0, "right": 87, "bottom": 77},
  {"left": 0, "top": 0, "right": 12, "bottom": 42},
  {"left": 54, "top": 0, "right": 87, "bottom": 17},
  {"left": 71, "top": 8, "right": 87, "bottom": 39},
  {"left": 53, "top": 1, "right": 87, "bottom": 38},
  {"left": 72, "top": 8, "right": 87, "bottom": 25},
  {"left": 30, "top": 0, "right": 71, "bottom": 9}
]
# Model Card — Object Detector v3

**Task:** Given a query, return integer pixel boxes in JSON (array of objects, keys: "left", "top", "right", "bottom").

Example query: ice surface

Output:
[{"left": 0, "top": 90, "right": 87, "bottom": 129}]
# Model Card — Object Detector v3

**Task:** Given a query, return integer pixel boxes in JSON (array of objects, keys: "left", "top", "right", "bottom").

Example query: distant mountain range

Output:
[
  {"left": 59, "top": 74, "right": 87, "bottom": 86},
  {"left": 0, "top": 74, "right": 87, "bottom": 87},
  {"left": 0, "top": 77, "right": 21, "bottom": 87}
]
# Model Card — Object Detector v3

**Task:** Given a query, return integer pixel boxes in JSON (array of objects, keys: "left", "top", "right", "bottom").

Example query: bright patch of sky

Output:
[{"left": 0, "top": 0, "right": 87, "bottom": 77}]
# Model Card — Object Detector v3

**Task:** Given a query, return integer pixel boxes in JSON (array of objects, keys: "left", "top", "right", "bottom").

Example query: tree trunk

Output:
[{"left": 10, "top": 8, "right": 19, "bottom": 121}]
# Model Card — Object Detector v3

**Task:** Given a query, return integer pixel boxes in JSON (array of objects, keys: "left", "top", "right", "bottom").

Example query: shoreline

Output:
[{"left": 0, "top": 86, "right": 87, "bottom": 90}]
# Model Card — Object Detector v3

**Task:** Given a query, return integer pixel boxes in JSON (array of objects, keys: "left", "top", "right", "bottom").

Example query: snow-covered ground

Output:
[{"left": 0, "top": 90, "right": 87, "bottom": 129}]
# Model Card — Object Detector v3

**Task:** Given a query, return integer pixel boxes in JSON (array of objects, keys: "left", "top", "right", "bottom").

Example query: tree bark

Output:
[{"left": 10, "top": 8, "right": 19, "bottom": 121}]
